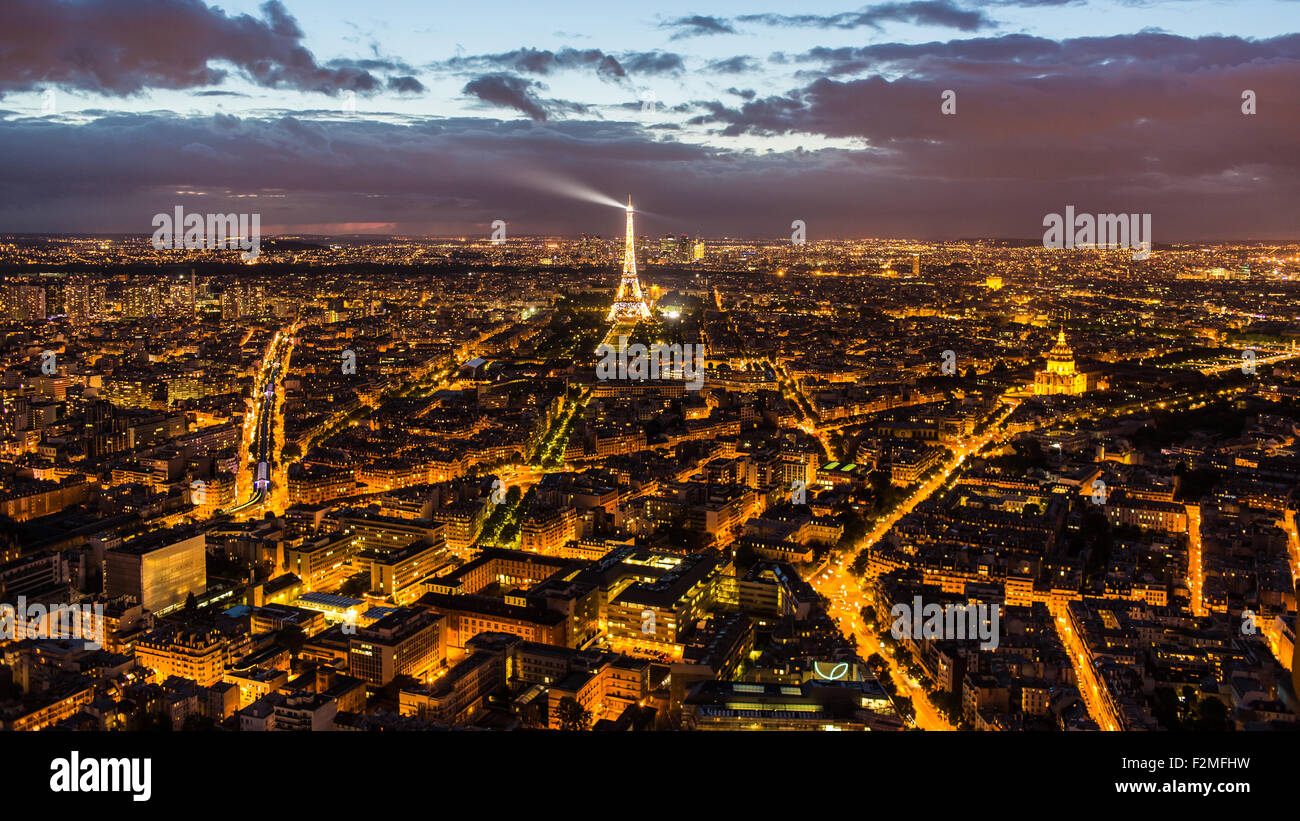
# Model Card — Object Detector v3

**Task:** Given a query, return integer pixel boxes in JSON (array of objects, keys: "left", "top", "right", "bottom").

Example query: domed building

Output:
[{"left": 1034, "top": 328, "right": 1093, "bottom": 395}]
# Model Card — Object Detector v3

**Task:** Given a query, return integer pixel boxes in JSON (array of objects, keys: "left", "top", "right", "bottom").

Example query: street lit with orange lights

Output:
[
  {"left": 798, "top": 397, "right": 1021, "bottom": 730},
  {"left": 1050, "top": 602, "right": 1120, "bottom": 731},
  {"left": 228, "top": 324, "right": 296, "bottom": 517},
  {"left": 1187, "top": 503, "right": 1205, "bottom": 617}
]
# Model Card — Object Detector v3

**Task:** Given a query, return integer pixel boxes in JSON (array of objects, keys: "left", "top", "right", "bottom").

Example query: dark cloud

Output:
[
  {"left": 386, "top": 76, "right": 426, "bottom": 94},
  {"left": 596, "top": 57, "right": 628, "bottom": 83},
  {"left": 0, "top": 110, "right": 1295, "bottom": 240},
  {"left": 326, "top": 57, "right": 420, "bottom": 75},
  {"left": 705, "top": 56, "right": 760, "bottom": 74},
  {"left": 433, "top": 47, "right": 691, "bottom": 82},
  {"left": 0, "top": 0, "right": 405, "bottom": 96},
  {"left": 688, "top": 31, "right": 1300, "bottom": 222},
  {"left": 738, "top": 2, "right": 996, "bottom": 32},
  {"left": 789, "top": 31, "right": 1300, "bottom": 80},
  {"left": 975, "top": 0, "right": 1084, "bottom": 5},
  {"left": 0, "top": 27, "right": 1297, "bottom": 241},
  {"left": 0, "top": 113, "right": 746, "bottom": 235},
  {"left": 620, "top": 52, "right": 686, "bottom": 75},
  {"left": 462, "top": 74, "right": 551, "bottom": 121},
  {"left": 661, "top": 15, "right": 737, "bottom": 39},
  {"left": 657, "top": 2, "right": 998, "bottom": 39},
  {"left": 442, "top": 48, "right": 609, "bottom": 77}
]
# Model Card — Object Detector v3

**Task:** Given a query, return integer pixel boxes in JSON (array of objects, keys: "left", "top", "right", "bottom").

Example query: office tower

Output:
[
  {"left": 65, "top": 278, "right": 91, "bottom": 323},
  {"left": 659, "top": 235, "right": 676, "bottom": 260}
]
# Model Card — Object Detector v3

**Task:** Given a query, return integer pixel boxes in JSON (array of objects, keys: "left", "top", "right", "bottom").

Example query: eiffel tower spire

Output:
[{"left": 607, "top": 197, "right": 651, "bottom": 322}]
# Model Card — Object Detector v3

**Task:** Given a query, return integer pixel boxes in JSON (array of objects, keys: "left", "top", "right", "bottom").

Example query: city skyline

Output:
[{"left": 5, "top": 233, "right": 1299, "bottom": 740}]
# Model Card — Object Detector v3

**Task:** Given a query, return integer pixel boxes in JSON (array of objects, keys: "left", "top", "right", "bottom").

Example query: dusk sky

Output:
[{"left": 0, "top": 0, "right": 1297, "bottom": 240}]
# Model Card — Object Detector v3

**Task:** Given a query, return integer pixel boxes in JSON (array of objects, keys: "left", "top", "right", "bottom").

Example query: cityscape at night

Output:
[{"left": 0, "top": 0, "right": 1298, "bottom": 804}]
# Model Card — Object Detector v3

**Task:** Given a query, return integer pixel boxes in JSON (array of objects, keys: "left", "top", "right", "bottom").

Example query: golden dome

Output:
[
  {"left": 1042, "top": 327, "right": 1077, "bottom": 377},
  {"left": 1047, "top": 327, "right": 1074, "bottom": 361}
]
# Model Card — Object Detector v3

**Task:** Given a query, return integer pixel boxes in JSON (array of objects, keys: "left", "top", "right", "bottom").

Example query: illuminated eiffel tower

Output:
[{"left": 606, "top": 196, "right": 651, "bottom": 322}]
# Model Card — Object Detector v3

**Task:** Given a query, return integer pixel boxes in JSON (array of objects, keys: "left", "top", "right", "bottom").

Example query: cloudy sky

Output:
[{"left": 0, "top": 0, "right": 1296, "bottom": 240}]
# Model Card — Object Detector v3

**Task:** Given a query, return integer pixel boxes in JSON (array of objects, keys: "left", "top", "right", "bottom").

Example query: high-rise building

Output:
[
  {"left": 125, "top": 283, "right": 159, "bottom": 318},
  {"left": 221, "top": 283, "right": 266, "bottom": 320},
  {"left": 7, "top": 284, "right": 47, "bottom": 320},
  {"left": 659, "top": 234, "right": 676, "bottom": 261},
  {"left": 166, "top": 271, "right": 195, "bottom": 317},
  {"left": 65, "top": 278, "right": 91, "bottom": 323},
  {"left": 606, "top": 198, "right": 651, "bottom": 322},
  {"left": 82, "top": 399, "right": 128, "bottom": 459}
]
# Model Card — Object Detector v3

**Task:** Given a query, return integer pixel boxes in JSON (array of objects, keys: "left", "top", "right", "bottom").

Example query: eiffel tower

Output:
[{"left": 606, "top": 196, "right": 651, "bottom": 322}]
